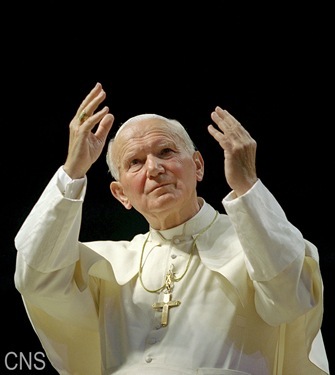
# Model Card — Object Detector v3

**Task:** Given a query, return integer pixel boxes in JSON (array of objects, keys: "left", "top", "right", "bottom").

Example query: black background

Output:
[{"left": 2, "top": 2, "right": 334, "bottom": 374}]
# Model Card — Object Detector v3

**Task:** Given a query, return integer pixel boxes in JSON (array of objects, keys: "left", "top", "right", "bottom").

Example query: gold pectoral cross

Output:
[
  {"left": 152, "top": 267, "right": 181, "bottom": 326},
  {"left": 152, "top": 291, "right": 181, "bottom": 327}
]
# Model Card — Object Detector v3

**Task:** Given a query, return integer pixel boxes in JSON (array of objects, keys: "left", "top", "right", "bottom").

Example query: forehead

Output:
[{"left": 116, "top": 118, "right": 182, "bottom": 148}]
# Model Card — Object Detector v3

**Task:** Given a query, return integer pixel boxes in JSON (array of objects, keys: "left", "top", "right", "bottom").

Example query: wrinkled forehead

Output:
[
  {"left": 114, "top": 114, "right": 169, "bottom": 137},
  {"left": 115, "top": 116, "right": 180, "bottom": 146}
]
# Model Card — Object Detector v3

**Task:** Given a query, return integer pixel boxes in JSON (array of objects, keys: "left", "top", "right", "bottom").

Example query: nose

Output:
[{"left": 146, "top": 155, "right": 165, "bottom": 177}]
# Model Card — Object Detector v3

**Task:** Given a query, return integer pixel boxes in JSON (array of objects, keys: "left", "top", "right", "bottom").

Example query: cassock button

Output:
[
  {"left": 145, "top": 355, "right": 153, "bottom": 363},
  {"left": 171, "top": 254, "right": 177, "bottom": 259},
  {"left": 173, "top": 238, "right": 181, "bottom": 244}
]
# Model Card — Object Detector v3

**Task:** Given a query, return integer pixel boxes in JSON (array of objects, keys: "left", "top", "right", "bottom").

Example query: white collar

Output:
[{"left": 149, "top": 198, "right": 217, "bottom": 244}]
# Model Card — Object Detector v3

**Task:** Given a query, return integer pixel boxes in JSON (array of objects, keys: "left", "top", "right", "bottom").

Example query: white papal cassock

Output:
[{"left": 14, "top": 167, "right": 329, "bottom": 375}]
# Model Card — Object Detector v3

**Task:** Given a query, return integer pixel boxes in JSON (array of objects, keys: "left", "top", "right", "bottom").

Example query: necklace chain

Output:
[{"left": 139, "top": 210, "right": 219, "bottom": 294}]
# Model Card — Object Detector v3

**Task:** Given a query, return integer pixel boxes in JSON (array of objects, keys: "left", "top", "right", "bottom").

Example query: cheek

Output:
[
  {"left": 174, "top": 161, "right": 197, "bottom": 183},
  {"left": 123, "top": 174, "right": 145, "bottom": 196}
]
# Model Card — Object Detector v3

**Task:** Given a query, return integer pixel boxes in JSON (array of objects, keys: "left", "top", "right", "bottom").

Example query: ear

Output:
[
  {"left": 110, "top": 181, "right": 133, "bottom": 210},
  {"left": 193, "top": 151, "right": 204, "bottom": 182}
]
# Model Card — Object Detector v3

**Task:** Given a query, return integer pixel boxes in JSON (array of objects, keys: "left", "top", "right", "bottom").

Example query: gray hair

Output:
[{"left": 106, "top": 114, "right": 196, "bottom": 180}]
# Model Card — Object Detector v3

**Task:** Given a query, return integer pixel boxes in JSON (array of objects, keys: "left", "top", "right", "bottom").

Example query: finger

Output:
[
  {"left": 211, "top": 107, "right": 239, "bottom": 133},
  {"left": 79, "top": 106, "right": 110, "bottom": 133},
  {"left": 207, "top": 124, "right": 230, "bottom": 150},
  {"left": 214, "top": 107, "right": 239, "bottom": 124},
  {"left": 76, "top": 82, "right": 105, "bottom": 120},
  {"left": 94, "top": 113, "right": 115, "bottom": 142},
  {"left": 78, "top": 92, "right": 107, "bottom": 124}
]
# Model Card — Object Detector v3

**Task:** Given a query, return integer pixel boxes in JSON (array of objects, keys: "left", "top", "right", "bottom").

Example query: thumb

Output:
[{"left": 95, "top": 113, "right": 115, "bottom": 142}]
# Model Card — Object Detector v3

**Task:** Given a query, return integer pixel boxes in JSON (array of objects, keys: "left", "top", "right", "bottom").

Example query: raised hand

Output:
[
  {"left": 64, "top": 83, "right": 114, "bottom": 179},
  {"left": 207, "top": 106, "right": 257, "bottom": 196}
]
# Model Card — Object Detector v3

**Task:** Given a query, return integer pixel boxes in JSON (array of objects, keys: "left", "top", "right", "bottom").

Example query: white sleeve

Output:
[
  {"left": 14, "top": 166, "right": 86, "bottom": 272},
  {"left": 222, "top": 179, "right": 306, "bottom": 281},
  {"left": 222, "top": 179, "right": 322, "bottom": 325},
  {"left": 58, "top": 166, "right": 87, "bottom": 199}
]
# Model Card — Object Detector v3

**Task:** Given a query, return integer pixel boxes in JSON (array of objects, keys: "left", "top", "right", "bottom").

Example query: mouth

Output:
[{"left": 148, "top": 183, "right": 172, "bottom": 194}]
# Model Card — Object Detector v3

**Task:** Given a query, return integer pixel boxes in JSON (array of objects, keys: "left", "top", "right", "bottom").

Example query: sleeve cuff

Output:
[
  {"left": 222, "top": 179, "right": 305, "bottom": 281},
  {"left": 58, "top": 166, "right": 87, "bottom": 199}
]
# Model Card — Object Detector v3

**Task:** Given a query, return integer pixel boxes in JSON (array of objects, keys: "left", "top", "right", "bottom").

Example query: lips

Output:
[{"left": 148, "top": 183, "right": 171, "bottom": 194}]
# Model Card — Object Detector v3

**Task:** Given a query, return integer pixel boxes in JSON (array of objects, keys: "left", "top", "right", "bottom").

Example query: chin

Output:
[{"left": 148, "top": 193, "right": 180, "bottom": 209}]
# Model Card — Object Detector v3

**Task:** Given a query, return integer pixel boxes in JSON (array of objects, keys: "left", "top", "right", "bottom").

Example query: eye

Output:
[
  {"left": 129, "top": 159, "right": 140, "bottom": 166},
  {"left": 127, "top": 158, "right": 144, "bottom": 172},
  {"left": 159, "top": 148, "right": 174, "bottom": 156}
]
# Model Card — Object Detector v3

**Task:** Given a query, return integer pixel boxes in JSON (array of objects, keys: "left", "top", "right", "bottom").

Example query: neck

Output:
[{"left": 144, "top": 198, "right": 202, "bottom": 230}]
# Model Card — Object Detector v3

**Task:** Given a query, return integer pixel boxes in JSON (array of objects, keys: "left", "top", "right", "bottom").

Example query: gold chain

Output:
[{"left": 139, "top": 210, "right": 219, "bottom": 294}]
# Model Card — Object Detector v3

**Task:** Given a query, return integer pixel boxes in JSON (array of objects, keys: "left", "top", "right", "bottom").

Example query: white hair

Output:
[{"left": 106, "top": 114, "right": 196, "bottom": 180}]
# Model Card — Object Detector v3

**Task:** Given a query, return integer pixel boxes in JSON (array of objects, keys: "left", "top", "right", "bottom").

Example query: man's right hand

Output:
[{"left": 63, "top": 82, "right": 114, "bottom": 179}]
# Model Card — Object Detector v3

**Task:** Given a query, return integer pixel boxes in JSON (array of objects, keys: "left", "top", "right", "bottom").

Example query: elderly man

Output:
[{"left": 14, "top": 82, "right": 329, "bottom": 374}]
